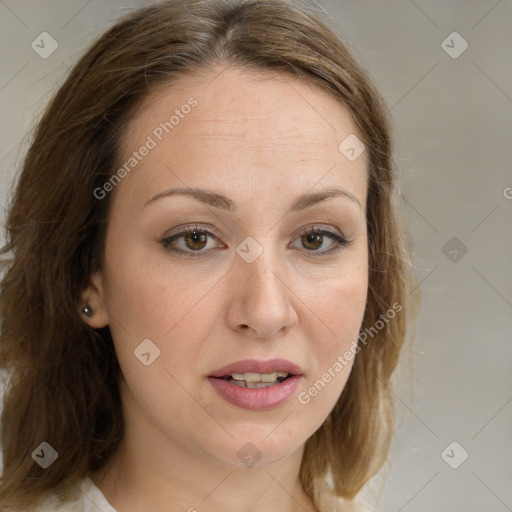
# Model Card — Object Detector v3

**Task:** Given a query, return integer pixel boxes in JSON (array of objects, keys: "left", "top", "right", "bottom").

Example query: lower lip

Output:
[{"left": 207, "top": 375, "right": 303, "bottom": 410}]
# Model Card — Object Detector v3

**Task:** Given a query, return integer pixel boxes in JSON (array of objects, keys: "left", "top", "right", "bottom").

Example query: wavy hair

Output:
[{"left": 0, "top": 0, "right": 418, "bottom": 509}]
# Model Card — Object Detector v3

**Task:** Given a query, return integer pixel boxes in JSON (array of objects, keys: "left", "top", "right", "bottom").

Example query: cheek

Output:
[
  {"left": 297, "top": 255, "right": 368, "bottom": 409},
  {"left": 101, "top": 241, "right": 222, "bottom": 378},
  {"left": 310, "top": 276, "right": 367, "bottom": 385},
  {"left": 100, "top": 258, "right": 215, "bottom": 430},
  {"left": 332, "top": 271, "right": 368, "bottom": 343},
  {"left": 305, "top": 256, "right": 368, "bottom": 349},
  {"left": 102, "top": 230, "right": 193, "bottom": 333}
]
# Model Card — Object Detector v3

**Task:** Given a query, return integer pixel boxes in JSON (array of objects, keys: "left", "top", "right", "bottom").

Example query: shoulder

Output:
[
  {"left": 315, "top": 479, "right": 383, "bottom": 512},
  {"left": 24, "top": 477, "right": 116, "bottom": 512},
  {"left": 321, "top": 489, "right": 383, "bottom": 512},
  {"left": 332, "top": 498, "right": 383, "bottom": 512}
]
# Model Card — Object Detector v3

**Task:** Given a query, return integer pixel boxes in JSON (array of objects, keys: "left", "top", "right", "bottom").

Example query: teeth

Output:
[
  {"left": 232, "top": 380, "right": 276, "bottom": 388},
  {"left": 226, "top": 372, "right": 291, "bottom": 387},
  {"left": 230, "top": 372, "right": 289, "bottom": 383}
]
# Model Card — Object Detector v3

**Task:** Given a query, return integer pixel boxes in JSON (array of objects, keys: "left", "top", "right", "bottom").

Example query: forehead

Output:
[
  {"left": 129, "top": 66, "right": 362, "bottom": 144},
  {"left": 116, "top": 66, "right": 368, "bottom": 206}
]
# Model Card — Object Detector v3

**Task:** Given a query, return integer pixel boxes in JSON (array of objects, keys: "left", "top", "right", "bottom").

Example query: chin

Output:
[{"left": 202, "top": 426, "right": 308, "bottom": 468}]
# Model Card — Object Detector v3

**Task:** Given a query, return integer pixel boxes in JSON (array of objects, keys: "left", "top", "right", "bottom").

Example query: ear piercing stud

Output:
[{"left": 82, "top": 304, "right": 94, "bottom": 317}]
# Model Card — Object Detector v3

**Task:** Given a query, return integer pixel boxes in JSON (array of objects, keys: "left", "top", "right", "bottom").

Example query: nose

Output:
[{"left": 225, "top": 246, "right": 298, "bottom": 339}]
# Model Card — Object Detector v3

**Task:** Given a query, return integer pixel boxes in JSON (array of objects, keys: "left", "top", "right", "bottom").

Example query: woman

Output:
[{"left": 0, "top": 0, "right": 418, "bottom": 510}]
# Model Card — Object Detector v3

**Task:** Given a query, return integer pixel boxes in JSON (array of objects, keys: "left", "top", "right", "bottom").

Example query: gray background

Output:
[{"left": 1, "top": 1, "right": 511, "bottom": 511}]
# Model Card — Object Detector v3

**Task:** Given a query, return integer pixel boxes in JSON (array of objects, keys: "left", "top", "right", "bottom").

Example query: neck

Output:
[{"left": 90, "top": 442, "right": 317, "bottom": 512}]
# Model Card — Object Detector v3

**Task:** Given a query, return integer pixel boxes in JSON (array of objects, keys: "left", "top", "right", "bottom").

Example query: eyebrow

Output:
[{"left": 144, "top": 186, "right": 362, "bottom": 212}]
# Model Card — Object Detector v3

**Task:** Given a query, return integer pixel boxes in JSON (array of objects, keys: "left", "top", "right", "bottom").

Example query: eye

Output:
[
  {"left": 160, "top": 225, "right": 224, "bottom": 257},
  {"left": 291, "top": 227, "right": 350, "bottom": 255},
  {"left": 160, "top": 224, "right": 350, "bottom": 258}
]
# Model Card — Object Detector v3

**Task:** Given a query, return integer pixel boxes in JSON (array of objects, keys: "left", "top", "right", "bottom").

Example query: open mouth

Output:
[
  {"left": 208, "top": 362, "right": 303, "bottom": 410},
  {"left": 218, "top": 372, "right": 294, "bottom": 388}
]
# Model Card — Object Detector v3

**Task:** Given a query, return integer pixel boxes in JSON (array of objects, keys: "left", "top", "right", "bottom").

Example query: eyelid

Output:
[
  {"left": 293, "top": 224, "right": 347, "bottom": 241},
  {"left": 163, "top": 222, "right": 224, "bottom": 239}
]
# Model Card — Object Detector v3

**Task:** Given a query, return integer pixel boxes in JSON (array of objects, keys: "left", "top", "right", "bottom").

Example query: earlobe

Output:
[{"left": 80, "top": 271, "right": 109, "bottom": 328}]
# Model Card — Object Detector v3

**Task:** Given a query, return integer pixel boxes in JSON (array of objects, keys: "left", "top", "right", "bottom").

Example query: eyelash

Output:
[{"left": 160, "top": 224, "right": 351, "bottom": 258}]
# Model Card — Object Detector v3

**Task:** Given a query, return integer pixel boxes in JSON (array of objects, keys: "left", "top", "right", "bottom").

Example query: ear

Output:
[{"left": 80, "top": 270, "right": 110, "bottom": 329}]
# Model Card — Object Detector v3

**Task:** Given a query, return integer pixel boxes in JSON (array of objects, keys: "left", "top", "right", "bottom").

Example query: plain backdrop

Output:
[{"left": 0, "top": 1, "right": 511, "bottom": 511}]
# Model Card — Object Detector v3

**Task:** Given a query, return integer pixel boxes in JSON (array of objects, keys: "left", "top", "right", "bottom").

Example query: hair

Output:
[{"left": 0, "top": 0, "right": 419, "bottom": 509}]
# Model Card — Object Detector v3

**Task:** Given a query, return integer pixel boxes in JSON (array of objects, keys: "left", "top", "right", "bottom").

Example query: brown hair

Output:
[{"left": 0, "top": 0, "right": 418, "bottom": 509}]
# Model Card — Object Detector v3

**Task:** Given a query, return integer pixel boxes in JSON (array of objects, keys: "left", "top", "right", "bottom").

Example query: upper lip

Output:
[{"left": 209, "top": 359, "right": 303, "bottom": 378}]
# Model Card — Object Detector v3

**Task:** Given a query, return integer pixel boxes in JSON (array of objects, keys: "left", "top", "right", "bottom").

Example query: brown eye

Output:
[
  {"left": 292, "top": 227, "right": 350, "bottom": 255},
  {"left": 301, "top": 232, "right": 323, "bottom": 250},
  {"left": 160, "top": 225, "right": 224, "bottom": 257},
  {"left": 183, "top": 230, "right": 208, "bottom": 251}
]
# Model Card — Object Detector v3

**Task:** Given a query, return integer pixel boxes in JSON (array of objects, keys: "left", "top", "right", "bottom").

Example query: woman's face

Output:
[{"left": 85, "top": 66, "right": 368, "bottom": 467}]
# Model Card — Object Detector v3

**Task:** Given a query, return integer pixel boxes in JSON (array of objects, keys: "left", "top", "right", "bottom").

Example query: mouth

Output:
[
  {"left": 209, "top": 358, "right": 303, "bottom": 380},
  {"left": 207, "top": 359, "right": 304, "bottom": 410}
]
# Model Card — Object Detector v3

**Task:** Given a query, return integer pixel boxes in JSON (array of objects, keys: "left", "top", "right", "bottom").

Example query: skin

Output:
[{"left": 83, "top": 65, "right": 369, "bottom": 512}]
